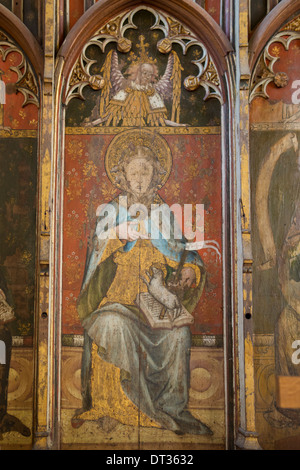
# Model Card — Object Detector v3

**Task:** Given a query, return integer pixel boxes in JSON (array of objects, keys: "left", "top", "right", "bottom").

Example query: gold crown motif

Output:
[{"left": 127, "top": 35, "right": 157, "bottom": 66}]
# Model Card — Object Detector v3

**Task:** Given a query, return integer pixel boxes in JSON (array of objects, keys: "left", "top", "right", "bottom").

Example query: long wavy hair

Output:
[{"left": 110, "top": 144, "right": 166, "bottom": 205}]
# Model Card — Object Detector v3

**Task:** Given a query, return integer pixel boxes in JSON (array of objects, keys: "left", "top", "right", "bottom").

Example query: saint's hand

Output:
[{"left": 116, "top": 221, "right": 149, "bottom": 242}]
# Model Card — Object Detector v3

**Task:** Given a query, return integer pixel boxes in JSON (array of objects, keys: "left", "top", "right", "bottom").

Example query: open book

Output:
[
  {"left": 0, "top": 291, "right": 15, "bottom": 323},
  {"left": 135, "top": 292, "right": 194, "bottom": 330}
]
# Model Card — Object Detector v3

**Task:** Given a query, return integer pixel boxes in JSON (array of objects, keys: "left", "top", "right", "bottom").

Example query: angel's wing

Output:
[
  {"left": 99, "top": 50, "right": 125, "bottom": 117},
  {"left": 155, "top": 51, "right": 183, "bottom": 124},
  {"left": 154, "top": 52, "right": 175, "bottom": 100},
  {"left": 109, "top": 50, "right": 126, "bottom": 96}
]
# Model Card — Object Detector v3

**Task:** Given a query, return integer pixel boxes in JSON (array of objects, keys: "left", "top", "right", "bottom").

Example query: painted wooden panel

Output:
[
  {"left": 250, "top": 17, "right": 300, "bottom": 450},
  {"left": 60, "top": 6, "right": 226, "bottom": 449},
  {"left": 0, "top": 28, "right": 39, "bottom": 447}
]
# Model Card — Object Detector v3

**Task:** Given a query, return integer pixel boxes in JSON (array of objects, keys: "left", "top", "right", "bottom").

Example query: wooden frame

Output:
[{"left": 50, "top": 0, "right": 236, "bottom": 450}]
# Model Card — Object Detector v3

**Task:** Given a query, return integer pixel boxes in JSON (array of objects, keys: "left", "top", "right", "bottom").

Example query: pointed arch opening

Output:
[{"left": 53, "top": 0, "right": 235, "bottom": 450}]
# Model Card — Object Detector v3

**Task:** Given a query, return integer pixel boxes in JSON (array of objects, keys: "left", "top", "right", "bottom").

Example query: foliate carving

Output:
[
  {"left": 68, "top": 59, "right": 105, "bottom": 94},
  {"left": 166, "top": 16, "right": 191, "bottom": 37},
  {"left": 0, "top": 30, "right": 39, "bottom": 108},
  {"left": 65, "top": 6, "right": 223, "bottom": 106},
  {"left": 250, "top": 30, "right": 300, "bottom": 102},
  {"left": 273, "top": 71, "right": 289, "bottom": 88},
  {"left": 281, "top": 15, "right": 300, "bottom": 32},
  {"left": 184, "top": 57, "right": 220, "bottom": 101},
  {"left": 68, "top": 61, "right": 88, "bottom": 87},
  {"left": 98, "top": 15, "right": 122, "bottom": 37}
]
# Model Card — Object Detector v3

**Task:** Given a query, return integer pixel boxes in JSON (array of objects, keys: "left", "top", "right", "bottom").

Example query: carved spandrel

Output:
[{"left": 250, "top": 27, "right": 300, "bottom": 103}]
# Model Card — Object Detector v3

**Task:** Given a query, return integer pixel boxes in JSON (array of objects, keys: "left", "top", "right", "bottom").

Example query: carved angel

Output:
[{"left": 88, "top": 46, "right": 185, "bottom": 127}]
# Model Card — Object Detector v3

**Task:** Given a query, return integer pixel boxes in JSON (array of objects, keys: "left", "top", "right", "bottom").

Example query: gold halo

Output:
[{"left": 105, "top": 129, "right": 172, "bottom": 189}]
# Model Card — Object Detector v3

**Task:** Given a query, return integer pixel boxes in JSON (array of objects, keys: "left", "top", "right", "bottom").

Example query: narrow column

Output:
[
  {"left": 235, "top": 0, "right": 261, "bottom": 450},
  {"left": 33, "top": 0, "right": 55, "bottom": 450}
]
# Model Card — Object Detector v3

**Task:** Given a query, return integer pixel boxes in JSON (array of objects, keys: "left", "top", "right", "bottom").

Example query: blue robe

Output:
[{"left": 76, "top": 197, "right": 212, "bottom": 435}]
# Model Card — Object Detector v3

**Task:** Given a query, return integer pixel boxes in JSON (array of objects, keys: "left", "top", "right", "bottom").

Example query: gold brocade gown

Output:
[
  {"left": 103, "top": 87, "right": 168, "bottom": 127},
  {"left": 75, "top": 234, "right": 200, "bottom": 428}
]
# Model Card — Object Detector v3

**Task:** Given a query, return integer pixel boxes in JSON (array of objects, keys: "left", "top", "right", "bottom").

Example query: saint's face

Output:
[
  {"left": 125, "top": 153, "right": 154, "bottom": 197},
  {"left": 179, "top": 267, "right": 196, "bottom": 289},
  {"left": 139, "top": 63, "right": 155, "bottom": 87}
]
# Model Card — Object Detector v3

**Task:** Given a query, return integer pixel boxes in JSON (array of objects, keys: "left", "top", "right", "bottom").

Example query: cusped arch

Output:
[
  {"left": 249, "top": 0, "right": 300, "bottom": 73},
  {"left": 57, "top": 0, "right": 233, "bottom": 99}
]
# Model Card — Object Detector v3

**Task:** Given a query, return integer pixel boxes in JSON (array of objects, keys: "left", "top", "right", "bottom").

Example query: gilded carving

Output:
[
  {"left": 65, "top": 6, "right": 222, "bottom": 109},
  {"left": 166, "top": 16, "right": 191, "bottom": 38},
  {"left": 98, "top": 16, "right": 123, "bottom": 38},
  {"left": 282, "top": 15, "right": 300, "bottom": 32}
]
